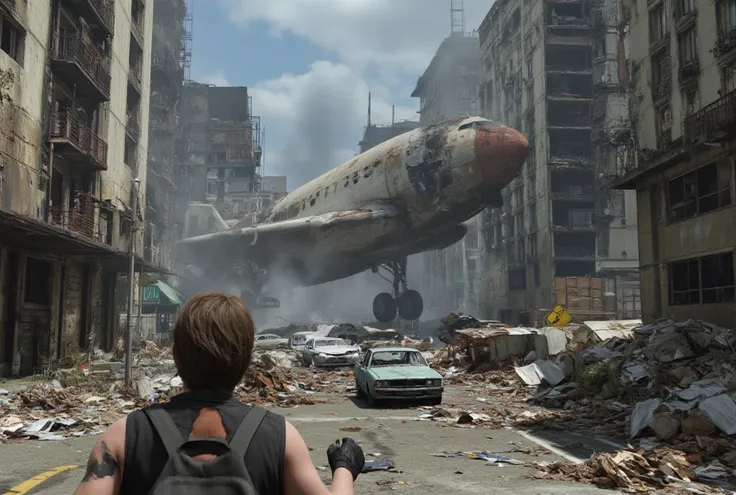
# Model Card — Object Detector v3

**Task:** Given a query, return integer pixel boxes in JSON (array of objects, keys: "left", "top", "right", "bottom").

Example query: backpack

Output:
[{"left": 143, "top": 403, "right": 267, "bottom": 495}]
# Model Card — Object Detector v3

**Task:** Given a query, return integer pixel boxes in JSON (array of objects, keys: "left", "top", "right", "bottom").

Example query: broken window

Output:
[
  {"left": 0, "top": 15, "right": 23, "bottom": 62},
  {"left": 649, "top": 4, "right": 667, "bottom": 44},
  {"left": 718, "top": 0, "right": 736, "bottom": 38},
  {"left": 675, "top": 0, "right": 695, "bottom": 18},
  {"left": 656, "top": 103, "right": 672, "bottom": 147},
  {"left": 508, "top": 267, "right": 526, "bottom": 291},
  {"left": 678, "top": 27, "right": 697, "bottom": 66},
  {"left": 670, "top": 252, "right": 735, "bottom": 305},
  {"left": 684, "top": 89, "right": 699, "bottom": 116},
  {"left": 668, "top": 161, "right": 733, "bottom": 221}
]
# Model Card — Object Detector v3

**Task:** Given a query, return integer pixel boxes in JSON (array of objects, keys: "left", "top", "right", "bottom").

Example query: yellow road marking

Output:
[{"left": 2, "top": 464, "right": 79, "bottom": 495}]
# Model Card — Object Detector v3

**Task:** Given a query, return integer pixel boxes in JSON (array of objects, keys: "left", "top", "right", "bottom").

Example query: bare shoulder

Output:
[{"left": 72, "top": 415, "right": 128, "bottom": 495}]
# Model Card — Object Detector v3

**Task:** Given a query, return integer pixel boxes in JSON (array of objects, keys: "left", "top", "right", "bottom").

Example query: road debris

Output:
[{"left": 433, "top": 451, "right": 524, "bottom": 466}]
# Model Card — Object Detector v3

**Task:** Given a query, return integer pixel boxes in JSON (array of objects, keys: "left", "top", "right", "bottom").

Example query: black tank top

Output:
[{"left": 121, "top": 390, "right": 285, "bottom": 495}]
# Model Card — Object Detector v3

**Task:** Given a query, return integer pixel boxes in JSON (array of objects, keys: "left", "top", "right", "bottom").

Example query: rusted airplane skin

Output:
[{"left": 177, "top": 116, "right": 528, "bottom": 321}]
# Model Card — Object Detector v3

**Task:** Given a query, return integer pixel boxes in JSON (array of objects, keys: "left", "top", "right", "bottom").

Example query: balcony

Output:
[
  {"left": 49, "top": 193, "right": 99, "bottom": 241},
  {"left": 67, "top": 0, "right": 115, "bottom": 37},
  {"left": 550, "top": 186, "right": 595, "bottom": 201},
  {"left": 131, "top": 17, "right": 144, "bottom": 48},
  {"left": 684, "top": 86, "right": 736, "bottom": 144},
  {"left": 714, "top": 27, "right": 736, "bottom": 58},
  {"left": 126, "top": 112, "right": 140, "bottom": 142},
  {"left": 554, "top": 210, "right": 596, "bottom": 232},
  {"left": 679, "top": 59, "right": 699, "bottom": 87},
  {"left": 49, "top": 109, "right": 108, "bottom": 170},
  {"left": 545, "top": 14, "right": 592, "bottom": 38},
  {"left": 128, "top": 64, "right": 142, "bottom": 94},
  {"left": 674, "top": 6, "right": 696, "bottom": 33},
  {"left": 51, "top": 34, "right": 111, "bottom": 101}
]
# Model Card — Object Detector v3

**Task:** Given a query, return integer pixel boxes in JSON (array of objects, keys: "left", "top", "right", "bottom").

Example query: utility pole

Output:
[{"left": 124, "top": 178, "right": 140, "bottom": 386}]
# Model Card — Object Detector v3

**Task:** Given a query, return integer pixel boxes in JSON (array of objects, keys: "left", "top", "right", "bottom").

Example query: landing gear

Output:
[{"left": 371, "top": 258, "right": 424, "bottom": 322}]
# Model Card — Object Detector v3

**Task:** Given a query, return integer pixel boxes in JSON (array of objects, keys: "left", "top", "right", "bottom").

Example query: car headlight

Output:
[
  {"left": 318, "top": 353, "right": 327, "bottom": 357},
  {"left": 376, "top": 380, "right": 389, "bottom": 387},
  {"left": 426, "top": 379, "right": 441, "bottom": 386}
]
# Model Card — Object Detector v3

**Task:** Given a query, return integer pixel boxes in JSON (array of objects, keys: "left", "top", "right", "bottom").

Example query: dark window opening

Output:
[
  {"left": 554, "top": 260, "right": 596, "bottom": 277},
  {"left": 0, "top": 15, "right": 23, "bottom": 62},
  {"left": 668, "top": 161, "right": 732, "bottom": 222},
  {"left": 670, "top": 252, "right": 735, "bottom": 305},
  {"left": 24, "top": 258, "right": 51, "bottom": 305},
  {"left": 550, "top": 169, "right": 595, "bottom": 196},
  {"left": 546, "top": 73, "right": 593, "bottom": 98},
  {"left": 649, "top": 4, "right": 667, "bottom": 44},
  {"left": 508, "top": 267, "right": 526, "bottom": 291},
  {"left": 554, "top": 232, "right": 596, "bottom": 260},
  {"left": 545, "top": 45, "right": 591, "bottom": 72},
  {"left": 549, "top": 128, "right": 593, "bottom": 159},
  {"left": 547, "top": 99, "right": 591, "bottom": 127}
]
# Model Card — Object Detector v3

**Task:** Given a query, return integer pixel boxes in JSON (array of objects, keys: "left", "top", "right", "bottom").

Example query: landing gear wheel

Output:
[
  {"left": 373, "top": 292, "right": 397, "bottom": 322},
  {"left": 398, "top": 290, "right": 424, "bottom": 320}
]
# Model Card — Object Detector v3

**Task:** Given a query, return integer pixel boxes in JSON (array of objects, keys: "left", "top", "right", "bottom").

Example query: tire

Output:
[
  {"left": 398, "top": 289, "right": 424, "bottom": 320},
  {"left": 365, "top": 390, "right": 376, "bottom": 407},
  {"left": 355, "top": 380, "right": 365, "bottom": 397},
  {"left": 373, "top": 292, "right": 397, "bottom": 322}
]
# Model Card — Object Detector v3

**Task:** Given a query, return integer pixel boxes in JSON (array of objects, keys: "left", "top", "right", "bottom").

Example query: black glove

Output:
[{"left": 327, "top": 437, "right": 365, "bottom": 481}]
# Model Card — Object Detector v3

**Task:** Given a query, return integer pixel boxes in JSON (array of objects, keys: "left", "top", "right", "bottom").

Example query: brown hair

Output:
[{"left": 172, "top": 292, "right": 255, "bottom": 392}]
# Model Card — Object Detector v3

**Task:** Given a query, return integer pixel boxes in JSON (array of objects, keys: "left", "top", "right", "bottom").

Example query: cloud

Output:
[
  {"left": 251, "top": 61, "right": 416, "bottom": 188},
  {"left": 218, "top": 0, "right": 494, "bottom": 189},
  {"left": 221, "top": 0, "right": 493, "bottom": 75},
  {"left": 198, "top": 71, "right": 231, "bottom": 86}
]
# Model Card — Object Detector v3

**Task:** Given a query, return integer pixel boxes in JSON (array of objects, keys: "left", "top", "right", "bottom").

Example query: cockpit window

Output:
[{"left": 458, "top": 119, "right": 498, "bottom": 131}]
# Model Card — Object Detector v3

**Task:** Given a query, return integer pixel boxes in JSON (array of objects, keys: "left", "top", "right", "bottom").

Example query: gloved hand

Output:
[{"left": 327, "top": 437, "right": 365, "bottom": 481}]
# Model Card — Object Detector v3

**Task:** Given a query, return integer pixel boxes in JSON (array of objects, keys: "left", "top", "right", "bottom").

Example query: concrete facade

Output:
[
  {"left": 179, "top": 84, "right": 264, "bottom": 227},
  {"left": 0, "top": 0, "right": 157, "bottom": 376},
  {"left": 478, "top": 0, "right": 640, "bottom": 325},
  {"left": 411, "top": 33, "right": 485, "bottom": 317},
  {"left": 614, "top": 0, "right": 736, "bottom": 328}
]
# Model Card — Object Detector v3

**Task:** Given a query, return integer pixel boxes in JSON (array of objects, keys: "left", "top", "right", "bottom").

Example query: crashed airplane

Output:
[{"left": 176, "top": 116, "right": 529, "bottom": 322}]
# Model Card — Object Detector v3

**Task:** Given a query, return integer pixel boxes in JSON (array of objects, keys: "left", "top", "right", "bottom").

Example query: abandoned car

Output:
[{"left": 301, "top": 337, "right": 361, "bottom": 367}]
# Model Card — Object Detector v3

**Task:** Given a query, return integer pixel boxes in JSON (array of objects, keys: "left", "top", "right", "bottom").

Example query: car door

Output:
[
  {"left": 303, "top": 339, "right": 314, "bottom": 362},
  {"left": 355, "top": 351, "right": 371, "bottom": 390}
]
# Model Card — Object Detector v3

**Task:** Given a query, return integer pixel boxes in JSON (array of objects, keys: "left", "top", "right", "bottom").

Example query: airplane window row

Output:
[{"left": 272, "top": 159, "right": 383, "bottom": 222}]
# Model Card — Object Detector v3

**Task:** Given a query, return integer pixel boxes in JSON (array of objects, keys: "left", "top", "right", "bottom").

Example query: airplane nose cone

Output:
[{"left": 472, "top": 125, "right": 529, "bottom": 188}]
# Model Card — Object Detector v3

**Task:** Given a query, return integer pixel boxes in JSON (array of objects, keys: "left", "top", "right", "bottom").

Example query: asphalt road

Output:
[{"left": 0, "top": 394, "right": 622, "bottom": 495}]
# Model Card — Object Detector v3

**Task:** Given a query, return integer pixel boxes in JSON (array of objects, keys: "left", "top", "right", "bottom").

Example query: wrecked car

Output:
[
  {"left": 254, "top": 333, "right": 289, "bottom": 349},
  {"left": 301, "top": 337, "right": 360, "bottom": 367},
  {"left": 354, "top": 346, "right": 443, "bottom": 406}
]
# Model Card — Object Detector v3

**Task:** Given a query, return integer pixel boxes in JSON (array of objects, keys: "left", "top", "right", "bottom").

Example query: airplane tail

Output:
[{"left": 182, "top": 202, "right": 231, "bottom": 238}]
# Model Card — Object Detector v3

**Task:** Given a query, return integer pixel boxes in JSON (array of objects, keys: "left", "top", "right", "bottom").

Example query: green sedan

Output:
[{"left": 353, "top": 346, "right": 443, "bottom": 406}]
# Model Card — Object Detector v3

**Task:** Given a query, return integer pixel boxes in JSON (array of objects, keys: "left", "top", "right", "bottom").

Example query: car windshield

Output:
[
  {"left": 314, "top": 339, "right": 348, "bottom": 348},
  {"left": 370, "top": 351, "right": 427, "bottom": 367}
]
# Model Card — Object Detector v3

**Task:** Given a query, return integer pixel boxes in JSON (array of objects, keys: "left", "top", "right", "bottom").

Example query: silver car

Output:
[
  {"left": 302, "top": 337, "right": 360, "bottom": 367},
  {"left": 254, "top": 333, "right": 289, "bottom": 349}
]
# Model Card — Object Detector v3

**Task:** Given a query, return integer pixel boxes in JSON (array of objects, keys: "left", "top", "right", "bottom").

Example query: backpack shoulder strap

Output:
[
  {"left": 144, "top": 405, "right": 184, "bottom": 458},
  {"left": 228, "top": 406, "right": 268, "bottom": 458}
]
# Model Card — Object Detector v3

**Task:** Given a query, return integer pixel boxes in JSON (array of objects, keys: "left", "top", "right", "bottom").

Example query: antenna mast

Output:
[{"left": 450, "top": 0, "right": 465, "bottom": 36}]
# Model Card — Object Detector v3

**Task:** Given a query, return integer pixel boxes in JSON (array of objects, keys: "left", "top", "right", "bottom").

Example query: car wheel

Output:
[{"left": 364, "top": 390, "right": 376, "bottom": 407}]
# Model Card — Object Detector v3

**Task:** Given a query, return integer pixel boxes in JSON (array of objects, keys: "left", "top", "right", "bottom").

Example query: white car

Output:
[
  {"left": 302, "top": 337, "right": 361, "bottom": 367},
  {"left": 254, "top": 333, "right": 289, "bottom": 349}
]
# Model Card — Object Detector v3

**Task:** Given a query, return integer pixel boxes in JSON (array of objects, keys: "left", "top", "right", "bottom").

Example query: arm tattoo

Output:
[{"left": 81, "top": 440, "right": 120, "bottom": 482}]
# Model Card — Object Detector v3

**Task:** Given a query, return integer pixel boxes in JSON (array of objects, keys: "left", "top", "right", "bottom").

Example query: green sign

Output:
[{"left": 143, "top": 285, "right": 161, "bottom": 302}]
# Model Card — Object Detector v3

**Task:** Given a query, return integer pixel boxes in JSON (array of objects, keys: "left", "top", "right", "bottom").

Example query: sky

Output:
[{"left": 190, "top": 0, "right": 495, "bottom": 189}]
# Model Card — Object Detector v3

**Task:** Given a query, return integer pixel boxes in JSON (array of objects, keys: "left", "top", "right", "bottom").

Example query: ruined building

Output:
[
  {"left": 359, "top": 96, "right": 420, "bottom": 154},
  {"left": 0, "top": 0, "right": 158, "bottom": 376},
  {"left": 411, "top": 30, "right": 484, "bottom": 316},
  {"left": 613, "top": 0, "right": 736, "bottom": 327},
  {"left": 145, "top": 0, "right": 190, "bottom": 272},
  {"left": 479, "top": 0, "right": 640, "bottom": 325},
  {"left": 179, "top": 84, "right": 264, "bottom": 232}
]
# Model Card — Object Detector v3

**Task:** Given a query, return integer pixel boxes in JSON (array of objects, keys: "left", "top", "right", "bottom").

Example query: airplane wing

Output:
[{"left": 176, "top": 206, "right": 403, "bottom": 270}]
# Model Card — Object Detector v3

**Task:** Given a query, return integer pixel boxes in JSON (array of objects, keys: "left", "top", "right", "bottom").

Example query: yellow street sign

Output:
[{"left": 546, "top": 304, "right": 572, "bottom": 328}]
